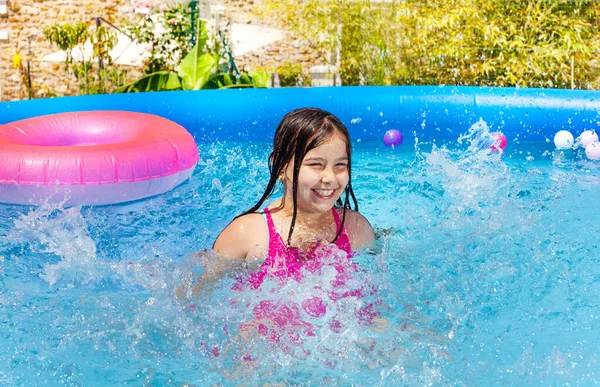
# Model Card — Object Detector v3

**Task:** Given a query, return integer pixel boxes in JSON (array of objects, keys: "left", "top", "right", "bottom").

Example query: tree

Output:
[{"left": 261, "top": 0, "right": 600, "bottom": 89}]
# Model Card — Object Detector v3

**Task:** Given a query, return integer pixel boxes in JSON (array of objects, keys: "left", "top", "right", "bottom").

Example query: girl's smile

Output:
[{"left": 312, "top": 189, "right": 335, "bottom": 199}]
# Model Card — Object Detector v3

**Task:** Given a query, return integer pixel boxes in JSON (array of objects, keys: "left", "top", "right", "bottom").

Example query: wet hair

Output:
[{"left": 241, "top": 107, "right": 358, "bottom": 246}]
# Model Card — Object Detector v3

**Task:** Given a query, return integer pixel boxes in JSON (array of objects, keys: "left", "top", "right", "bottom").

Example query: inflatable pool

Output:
[
  {"left": 0, "top": 111, "right": 199, "bottom": 206},
  {"left": 0, "top": 86, "right": 599, "bottom": 385},
  {"left": 1, "top": 86, "right": 599, "bottom": 143}
]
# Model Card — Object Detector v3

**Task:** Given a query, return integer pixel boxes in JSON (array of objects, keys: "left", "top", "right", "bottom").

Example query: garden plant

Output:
[
  {"left": 44, "top": 22, "right": 126, "bottom": 95},
  {"left": 261, "top": 0, "right": 600, "bottom": 89}
]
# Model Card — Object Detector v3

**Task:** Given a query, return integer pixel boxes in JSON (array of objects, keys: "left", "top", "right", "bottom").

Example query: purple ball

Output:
[{"left": 383, "top": 129, "right": 403, "bottom": 147}]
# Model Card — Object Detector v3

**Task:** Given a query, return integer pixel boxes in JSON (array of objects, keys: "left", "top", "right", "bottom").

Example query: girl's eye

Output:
[
  {"left": 307, "top": 163, "right": 323, "bottom": 167},
  {"left": 336, "top": 163, "right": 348, "bottom": 167}
]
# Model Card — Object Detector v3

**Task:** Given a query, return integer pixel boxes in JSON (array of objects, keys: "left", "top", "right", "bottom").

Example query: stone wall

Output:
[
  {"left": 0, "top": 0, "right": 325, "bottom": 101},
  {"left": 0, "top": 0, "right": 136, "bottom": 101}
]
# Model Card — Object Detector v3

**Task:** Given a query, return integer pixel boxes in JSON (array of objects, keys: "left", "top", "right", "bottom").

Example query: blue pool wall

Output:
[{"left": 1, "top": 86, "right": 599, "bottom": 142}]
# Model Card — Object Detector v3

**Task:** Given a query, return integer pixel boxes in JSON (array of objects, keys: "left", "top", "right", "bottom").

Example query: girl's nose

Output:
[{"left": 321, "top": 167, "right": 336, "bottom": 183}]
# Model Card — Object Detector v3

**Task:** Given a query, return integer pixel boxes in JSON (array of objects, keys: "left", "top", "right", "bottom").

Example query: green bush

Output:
[
  {"left": 115, "top": 36, "right": 269, "bottom": 93},
  {"left": 124, "top": 3, "right": 214, "bottom": 74},
  {"left": 275, "top": 61, "right": 311, "bottom": 87},
  {"left": 118, "top": 2, "right": 268, "bottom": 93},
  {"left": 261, "top": 0, "right": 600, "bottom": 89},
  {"left": 44, "top": 22, "right": 126, "bottom": 95}
]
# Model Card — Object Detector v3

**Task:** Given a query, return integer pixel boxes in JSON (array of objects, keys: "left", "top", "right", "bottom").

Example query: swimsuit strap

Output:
[
  {"left": 331, "top": 207, "right": 343, "bottom": 228},
  {"left": 331, "top": 207, "right": 353, "bottom": 255},
  {"left": 262, "top": 207, "right": 276, "bottom": 237},
  {"left": 262, "top": 208, "right": 287, "bottom": 260}
]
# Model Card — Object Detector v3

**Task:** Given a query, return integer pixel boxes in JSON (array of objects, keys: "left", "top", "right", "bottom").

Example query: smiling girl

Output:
[
  {"left": 179, "top": 107, "right": 375, "bottom": 301},
  {"left": 180, "top": 108, "right": 378, "bottom": 351},
  {"left": 213, "top": 107, "right": 374, "bottom": 270}
]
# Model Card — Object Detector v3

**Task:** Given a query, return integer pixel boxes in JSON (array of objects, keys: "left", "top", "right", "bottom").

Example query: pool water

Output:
[{"left": 1, "top": 121, "right": 599, "bottom": 385}]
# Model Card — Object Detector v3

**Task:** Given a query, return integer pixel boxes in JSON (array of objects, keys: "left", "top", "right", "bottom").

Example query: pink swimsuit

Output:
[
  {"left": 242, "top": 207, "right": 353, "bottom": 290},
  {"left": 234, "top": 207, "right": 379, "bottom": 348}
]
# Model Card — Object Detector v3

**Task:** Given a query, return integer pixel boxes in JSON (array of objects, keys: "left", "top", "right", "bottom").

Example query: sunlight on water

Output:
[{"left": 0, "top": 121, "right": 599, "bottom": 385}]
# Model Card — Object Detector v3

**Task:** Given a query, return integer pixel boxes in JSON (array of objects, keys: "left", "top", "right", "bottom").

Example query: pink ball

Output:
[
  {"left": 490, "top": 132, "right": 507, "bottom": 153},
  {"left": 383, "top": 129, "right": 403, "bottom": 147}
]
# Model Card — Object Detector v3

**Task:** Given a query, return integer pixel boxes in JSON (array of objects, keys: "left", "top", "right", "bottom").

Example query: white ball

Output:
[
  {"left": 579, "top": 130, "right": 599, "bottom": 148},
  {"left": 554, "top": 130, "right": 574, "bottom": 150},
  {"left": 585, "top": 141, "right": 600, "bottom": 160}
]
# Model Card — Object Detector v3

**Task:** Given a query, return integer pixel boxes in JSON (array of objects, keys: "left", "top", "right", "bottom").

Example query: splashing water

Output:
[
  {"left": 9, "top": 203, "right": 99, "bottom": 286},
  {"left": 0, "top": 127, "right": 599, "bottom": 385}
]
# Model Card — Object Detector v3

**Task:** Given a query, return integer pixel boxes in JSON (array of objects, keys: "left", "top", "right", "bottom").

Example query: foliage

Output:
[
  {"left": 177, "top": 40, "right": 217, "bottom": 90},
  {"left": 43, "top": 23, "right": 88, "bottom": 52},
  {"left": 115, "top": 38, "right": 269, "bottom": 93},
  {"left": 114, "top": 71, "right": 182, "bottom": 93},
  {"left": 199, "top": 71, "right": 269, "bottom": 89},
  {"left": 44, "top": 22, "right": 126, "bottom": 94},
  {"left": 252, "top": 61, "right": 311, "bottom": 87},
  {"left": 201, "top": 72, "right": 251, "bottom": 89},
  {"left": 260, "top": 0, "right": 600, "bottom": 89},
  {"left": 124, "top": 2, "right": 221, "bottom": 74},
  {"left": 249, "top": 71, "right": 270, "bottom": 88},
  {"left": 115, "top": 2, "right": 269, "bottom": 93},
  {"left": 275, "top": 61, "right": 311, "bottom": 87}
]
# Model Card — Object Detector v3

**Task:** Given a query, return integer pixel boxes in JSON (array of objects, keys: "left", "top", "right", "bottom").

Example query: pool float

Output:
[{"left": 0, "top": 111, "right": 199, "bottom": 206}]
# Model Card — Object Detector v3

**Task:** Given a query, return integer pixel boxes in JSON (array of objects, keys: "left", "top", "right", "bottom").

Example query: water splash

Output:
[
  {"left": 9, "top": 201, "right": 100, "bottom": 286},
  {"left": 166, "top": 243, "right": 453, "bottom": 385},
  {"left": 427, "top": 118, "right": 509, "bottom": 214}
]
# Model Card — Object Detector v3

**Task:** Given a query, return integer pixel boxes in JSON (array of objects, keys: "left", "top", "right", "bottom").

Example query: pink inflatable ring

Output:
[{"left": 0, "top": 111, "right": 199, "bottom": 206}]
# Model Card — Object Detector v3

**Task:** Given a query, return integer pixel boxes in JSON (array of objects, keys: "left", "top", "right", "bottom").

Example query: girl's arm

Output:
[
  {"left": 177, "top": 214, "right": 268, "bottom": 300},
  {"left": 212, "top": 213, "right": 268, "bottom": 259},
  {"left": 177, "top": 249, "right": 262, "bottom": 299}
]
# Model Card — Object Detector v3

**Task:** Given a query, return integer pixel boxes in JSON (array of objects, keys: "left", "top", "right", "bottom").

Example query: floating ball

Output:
[
  {"left": 554, "top": 130, "right": 574, "bottom": 150},
  {"left": 585, "top": 141, "right": 600, "bottom": 160},
  {"left": 383, "top": 129, "right": 403, "bottom": 147},
  {"left": 579, "top": 130, "right": 599, "bottom": 148},
  {"left": 490, "top": 132, "right": 507, "bottom": 153}
]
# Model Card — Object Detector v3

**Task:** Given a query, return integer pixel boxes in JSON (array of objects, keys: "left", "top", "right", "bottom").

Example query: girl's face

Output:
[{"left": 283, "top": 132, "right": 350, "bottom": 215}]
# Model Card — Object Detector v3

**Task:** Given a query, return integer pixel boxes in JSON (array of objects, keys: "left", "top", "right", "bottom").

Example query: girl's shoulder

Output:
[
  {"left": 335, "top": 207, "right": 375, "bottom": 249},
  {"left": 333, "top": 207, "right": 370, "bottom": 226},
  {"left": 212, "top": 212, "right": 269, "bottom": 259}
]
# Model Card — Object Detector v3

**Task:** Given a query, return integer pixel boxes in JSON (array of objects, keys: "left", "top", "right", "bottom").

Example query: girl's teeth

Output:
[{"left": 315, "top": 189, "right": 334, "bottom": 196}]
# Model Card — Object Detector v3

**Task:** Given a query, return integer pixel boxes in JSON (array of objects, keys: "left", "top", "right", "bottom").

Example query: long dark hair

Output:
[{"left": 240, "top": 107, "right": 359, "bottom": 246}]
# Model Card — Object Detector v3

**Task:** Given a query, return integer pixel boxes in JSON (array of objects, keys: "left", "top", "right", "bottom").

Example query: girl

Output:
[
  {"left": 214, "top": 107, "right": 374, "bottom": 263},
  {"left": 183, "top": 108, "right": 379, "bottom": 355},
  {"left": 182, "top": 107, "right": 375, "bottom": 298}
]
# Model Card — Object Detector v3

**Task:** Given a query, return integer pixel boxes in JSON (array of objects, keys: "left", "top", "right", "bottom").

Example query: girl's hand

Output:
[{"left": 375, "top": 227, "right": 394, "bottom": 239}]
